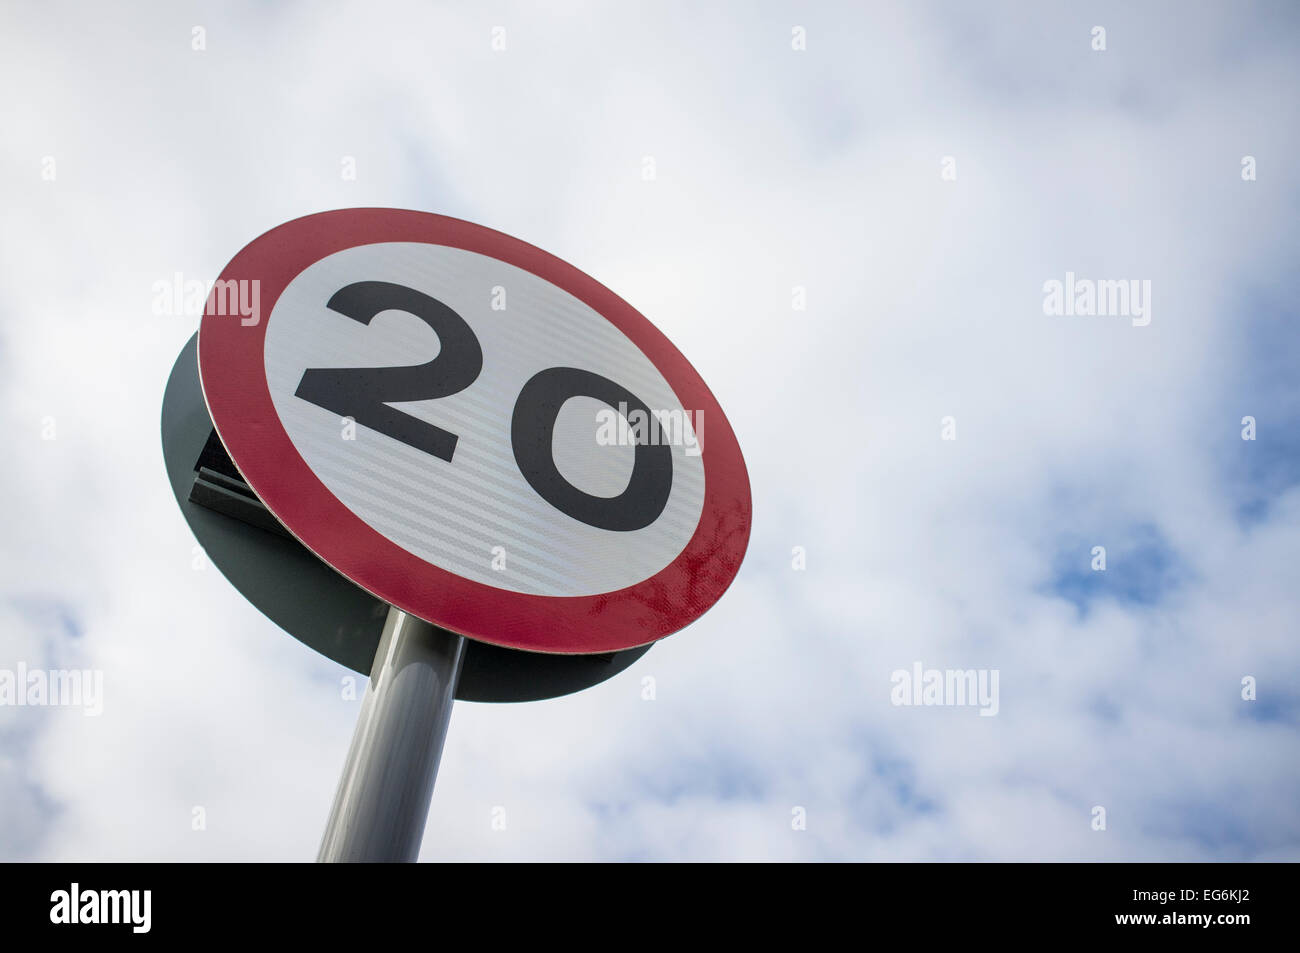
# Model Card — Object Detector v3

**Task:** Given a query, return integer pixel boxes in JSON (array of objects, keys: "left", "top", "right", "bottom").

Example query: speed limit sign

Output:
[{"left": 198, "top": 208, "right": 751, "bottom": 655}]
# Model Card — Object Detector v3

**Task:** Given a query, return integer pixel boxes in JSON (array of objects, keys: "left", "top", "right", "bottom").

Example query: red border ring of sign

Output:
[{"left": 198, "top": 208, "right": 751, "bottom": 655}]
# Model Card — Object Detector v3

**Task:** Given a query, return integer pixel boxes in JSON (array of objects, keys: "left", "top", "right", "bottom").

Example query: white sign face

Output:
[{"left": 263, "top": 242, "right": 706, "bottom": 598}]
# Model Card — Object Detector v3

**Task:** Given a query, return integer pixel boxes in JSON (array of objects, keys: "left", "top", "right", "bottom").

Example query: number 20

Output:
[{"left": 294, "top": 280, "right": 673, "bottom": 532}]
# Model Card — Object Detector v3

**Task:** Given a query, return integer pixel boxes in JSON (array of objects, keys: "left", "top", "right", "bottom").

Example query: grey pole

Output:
[{"left": 317, "top": 606, "right": 465, "bottom": 862}]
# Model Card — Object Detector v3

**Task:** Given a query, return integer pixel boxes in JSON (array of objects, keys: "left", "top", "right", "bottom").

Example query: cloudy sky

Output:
[{"left": 2, "top": 0, "right": 1298, "bottom": 861}]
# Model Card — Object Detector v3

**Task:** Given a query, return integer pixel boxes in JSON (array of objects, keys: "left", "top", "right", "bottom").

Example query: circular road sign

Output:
[{"left": 198, "top": 208, "right": 751, "bottom": 655}]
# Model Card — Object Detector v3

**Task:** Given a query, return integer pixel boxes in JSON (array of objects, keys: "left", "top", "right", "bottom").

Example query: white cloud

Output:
[{"left": 1, "top": 0, "right": 1297, "bottom": 861}]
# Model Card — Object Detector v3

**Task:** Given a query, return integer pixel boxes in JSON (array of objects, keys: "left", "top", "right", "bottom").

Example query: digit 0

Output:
[
  {"left": 294, "top": 281, "right": 483, "bottom": 461},
  {"left": 511, "top": 367, "right": 672, "bottom": 532}
]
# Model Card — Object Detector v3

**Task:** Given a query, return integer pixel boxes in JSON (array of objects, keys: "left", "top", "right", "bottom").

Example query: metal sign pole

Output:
[{"left": 317, "top": 606, "right": 465, "bottom": 863}]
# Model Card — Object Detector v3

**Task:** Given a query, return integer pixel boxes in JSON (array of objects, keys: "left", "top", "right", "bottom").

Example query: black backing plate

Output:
[{"left": 161, "top": 333, "right": 649, "bottom": 702}]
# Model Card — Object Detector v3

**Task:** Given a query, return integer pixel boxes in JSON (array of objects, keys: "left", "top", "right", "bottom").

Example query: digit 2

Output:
[{"left": 294, "top": 281, "right": 483, "bottom": 462}]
